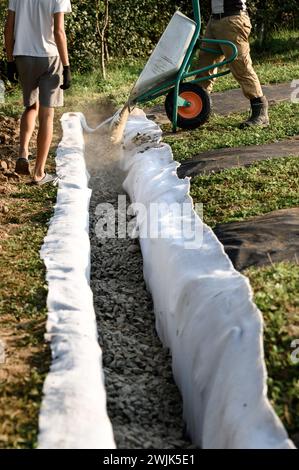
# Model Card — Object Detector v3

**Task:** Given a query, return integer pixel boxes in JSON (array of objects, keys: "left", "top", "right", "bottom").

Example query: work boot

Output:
[{"left": 240, "top": 96, "right": 269, "bottom": 128}]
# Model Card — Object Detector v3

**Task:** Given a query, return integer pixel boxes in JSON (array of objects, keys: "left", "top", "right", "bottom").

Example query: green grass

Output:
[
  {"left": 210, "top": 59, "right": 299, "bottom": 93},
  {"left": 0, "top": 87, "right": 23, "bottom": 118},
  {"left": 163, "top": 101, "right": 299, "bottom": 162},
  {"left": 190, "top": 156, "right": 299, "bottom": 227},
  {"left": 63, "top": 63, "right": 143, "bottom": 109},
  {"left": 0, "top": 166, "right": 56, "bottom": 448},
  {"left": 246, "top": 262, "right": 299, "bottom": 438}
]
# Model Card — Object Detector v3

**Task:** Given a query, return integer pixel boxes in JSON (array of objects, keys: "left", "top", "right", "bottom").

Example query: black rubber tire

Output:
[{"left": 165, "top": 83, "right": 211, "bottom": 130}]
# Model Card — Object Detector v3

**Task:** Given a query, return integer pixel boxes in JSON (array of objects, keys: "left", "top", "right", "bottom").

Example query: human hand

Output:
[
  {"left": 7, "top": 61, "right": 18, "bottom": 84},
  {"left": 60, "top": 65, "right": 72, "bottom": 90}
]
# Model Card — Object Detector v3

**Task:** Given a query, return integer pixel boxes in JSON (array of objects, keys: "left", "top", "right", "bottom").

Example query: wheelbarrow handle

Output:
[
  {"left": 184, "top": 38, "right": 238, "bottom": 80},
  {"left": 199, "top": 37, "right": 238, "bottom": 63}
]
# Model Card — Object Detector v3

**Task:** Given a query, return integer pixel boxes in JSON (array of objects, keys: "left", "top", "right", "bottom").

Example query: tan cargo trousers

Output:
[{"left": 197, "top": 12, "right": 263, "bottom": 100}]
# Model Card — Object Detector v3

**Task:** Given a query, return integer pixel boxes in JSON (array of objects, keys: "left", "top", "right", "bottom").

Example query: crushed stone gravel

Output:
[{"left": 86, "top": 129, "right": 196, "bottom": 449}]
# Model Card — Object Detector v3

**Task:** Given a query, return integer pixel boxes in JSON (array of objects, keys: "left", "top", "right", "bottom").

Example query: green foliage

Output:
[
  {"left": 108, "top": 0, "right": 171, "bottom": 57},
  {"left": 65, "top": 0, "right": 187, "bottom": 71},
  {"left": 64, "top": 1, "right": 100, "bottom": 73},
  {"left": 250, "top": 0, "right": 299, "bottom": 30}
]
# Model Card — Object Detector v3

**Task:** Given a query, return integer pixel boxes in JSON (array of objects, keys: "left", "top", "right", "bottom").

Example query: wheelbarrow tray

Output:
[{"left": 131, "top": 11, "right": 196, "bottom": 101}]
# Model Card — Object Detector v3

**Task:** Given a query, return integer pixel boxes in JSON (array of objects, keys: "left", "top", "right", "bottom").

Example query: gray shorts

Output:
[{"left": 15, "top": 56, "right": 63, "bottom": 108}]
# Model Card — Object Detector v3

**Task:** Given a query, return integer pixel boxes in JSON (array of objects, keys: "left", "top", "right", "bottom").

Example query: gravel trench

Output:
[{"left": 86, "top": 129, "right": 195, "bottom": 449}]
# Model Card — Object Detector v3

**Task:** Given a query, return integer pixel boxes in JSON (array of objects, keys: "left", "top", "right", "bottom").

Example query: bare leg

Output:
[
  {"left": 33, "top": 105, "right": 54, "bottom": 181},
  {"left": 19, "top": 102, "right": 39, "bottom": 158}
]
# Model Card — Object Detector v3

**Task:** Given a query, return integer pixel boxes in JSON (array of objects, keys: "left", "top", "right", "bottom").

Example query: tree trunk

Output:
[{"left": 95, "top": 0, "right": 109, "bottom": 80}]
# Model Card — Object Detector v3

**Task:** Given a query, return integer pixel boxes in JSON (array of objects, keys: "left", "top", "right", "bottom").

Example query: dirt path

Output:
[
  {"left": 177, "top": 137, "right": 299, "bottom": 177},
  {"left": 207, "top": 81, "right": 293, "bottom": 116},
  {"left": 85, "top": 129, "right": 195, "bottom": 449}
]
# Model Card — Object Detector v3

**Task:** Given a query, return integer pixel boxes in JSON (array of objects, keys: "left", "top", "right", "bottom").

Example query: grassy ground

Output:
[
  {"left": 246, "top": 263, "right": 299, "bottom": 440},
  {"left": 164, "top": 102, "right": 299, "bottom": 161},
  {"left": 190, "top": 156, "right": 299, "bottom": 227},
  {"left": 0, "top": 175, "right": 56, "bottom": 448},
  {"left": 0, "top": 28, "right": 298, "bottom": 447}
]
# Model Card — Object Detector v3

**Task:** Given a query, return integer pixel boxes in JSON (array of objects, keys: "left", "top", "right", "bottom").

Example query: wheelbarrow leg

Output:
[{"left": 172, "top": 82, "right": 180, "bottom": 133}]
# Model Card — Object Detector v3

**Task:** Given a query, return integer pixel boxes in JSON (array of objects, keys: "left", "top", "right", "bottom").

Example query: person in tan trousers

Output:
[{"left": 197, "top": 1, "right": 269, "bottom": 128}]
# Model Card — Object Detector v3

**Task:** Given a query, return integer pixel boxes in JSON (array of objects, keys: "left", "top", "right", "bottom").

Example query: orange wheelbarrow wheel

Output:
[{"left": 165, "top": 83, "right": 211, "bottom": 130}]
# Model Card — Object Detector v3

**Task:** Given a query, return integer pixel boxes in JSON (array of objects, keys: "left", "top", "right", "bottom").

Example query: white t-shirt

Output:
[{"left": 8, "top": 0, "right": 72, "bottom": 57}]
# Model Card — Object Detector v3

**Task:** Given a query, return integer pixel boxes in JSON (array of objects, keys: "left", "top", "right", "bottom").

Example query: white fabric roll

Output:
[
  {"left": 122, "top": 111, "right": 295, "bottom": 449},
  {"left": 38, "top": 113, "right": 115, "bottom": 449}
]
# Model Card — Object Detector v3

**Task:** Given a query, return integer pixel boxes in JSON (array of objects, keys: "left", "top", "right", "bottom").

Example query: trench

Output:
[{"left": 85, "top": 121, "right": 195, "bottom": 449}]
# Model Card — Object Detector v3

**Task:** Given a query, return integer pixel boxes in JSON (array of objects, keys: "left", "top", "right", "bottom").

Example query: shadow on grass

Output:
[{"left": 252, "top": 35, "right": 299, "bottom": 61}]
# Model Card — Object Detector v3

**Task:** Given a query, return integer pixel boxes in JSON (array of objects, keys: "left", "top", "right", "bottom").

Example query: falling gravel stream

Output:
[{"left": 85, "top": 116, "right": 195, "bottom": 449}]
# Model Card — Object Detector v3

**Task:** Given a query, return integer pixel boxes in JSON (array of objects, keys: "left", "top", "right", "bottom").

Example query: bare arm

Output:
[
  {"left": 54, "top": 12, "right": 69, "bottom": 66},
  {"left": 4, "top": 10, "right": 15, "bottom": 61}
]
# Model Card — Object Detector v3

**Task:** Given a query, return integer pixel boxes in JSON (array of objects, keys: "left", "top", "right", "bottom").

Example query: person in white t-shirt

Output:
[{"left": 4, "top": 0, "right": 72, "bottom": 184}]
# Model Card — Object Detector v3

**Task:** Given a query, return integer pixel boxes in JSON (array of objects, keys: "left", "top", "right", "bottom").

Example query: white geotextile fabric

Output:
[
  {"left": 38, "top": 113, "right": 115, "bottom": 449},
  {"left": 121, "top": 111, "right": 295, "bottom": 449}
]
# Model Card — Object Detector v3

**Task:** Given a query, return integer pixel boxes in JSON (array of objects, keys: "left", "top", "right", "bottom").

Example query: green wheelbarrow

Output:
[{"left": 128, "top": 0, "right": 238, "bottom": 133}]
